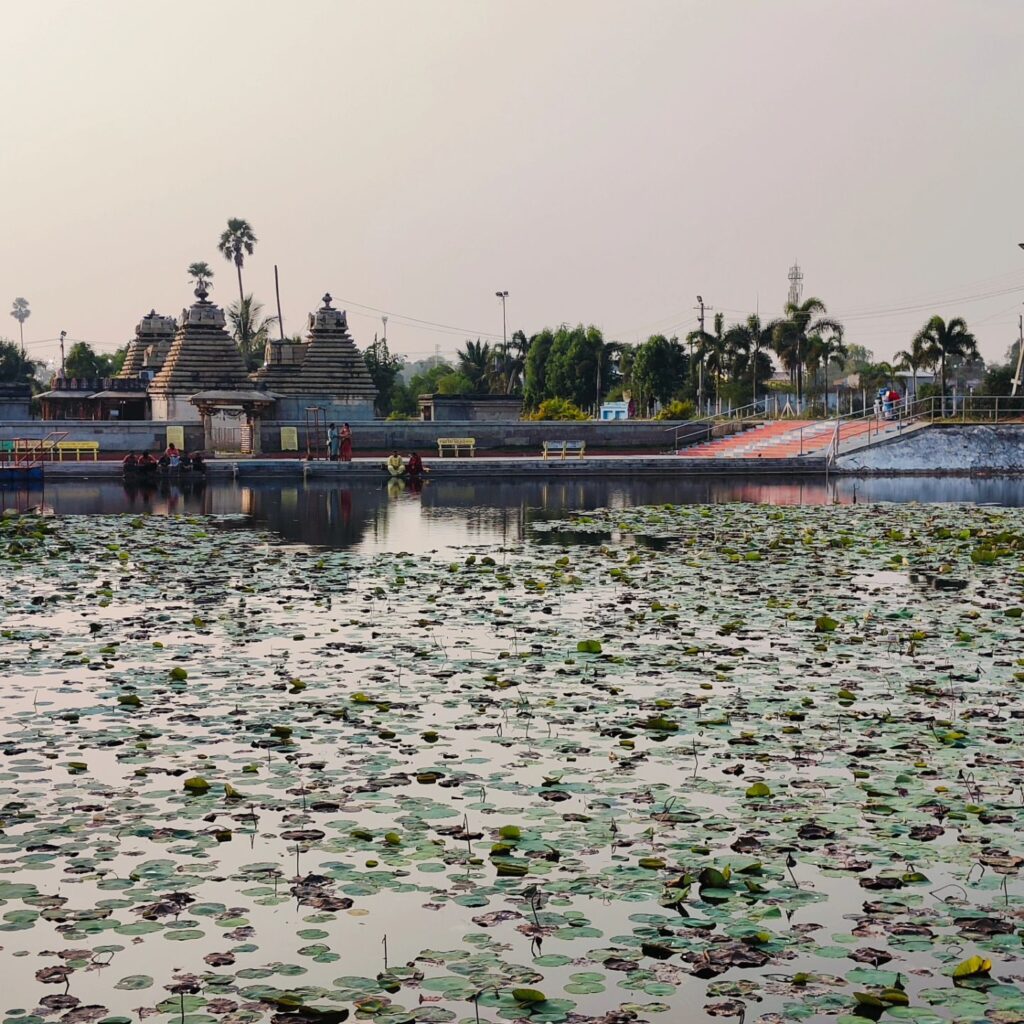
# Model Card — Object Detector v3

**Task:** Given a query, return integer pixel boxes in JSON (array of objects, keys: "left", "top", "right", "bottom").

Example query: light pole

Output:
[
  {"left": 59, "top": 330, "right": 67, "bottom": 376},
  {"left": 1014, "top": 244, "right": 1024, "bottom": 397},
  {"left": 495, "top": 290, "right": 508, "bottom": 390},
  {"left": 382, "top": 315, "right": 388, "bottom": 345}
]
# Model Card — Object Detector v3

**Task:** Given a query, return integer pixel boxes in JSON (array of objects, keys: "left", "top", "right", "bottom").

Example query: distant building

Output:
[
  {"left": 0, "top": 384, "right": 31, "bottom": 420},
  {"left": 599, "top": 401, "right": 630, "bottom": 421},
  {"left": 418, "top": 394, "right": 524, "bottom": 422}
]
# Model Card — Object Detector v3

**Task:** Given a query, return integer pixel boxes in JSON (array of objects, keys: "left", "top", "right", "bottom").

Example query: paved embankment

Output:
[
  {"left": 40, "top": 454, "right": 825, "bottom": 480},
  {"left": 836, "top": 424, "right": 1024, "bottom": 473}
]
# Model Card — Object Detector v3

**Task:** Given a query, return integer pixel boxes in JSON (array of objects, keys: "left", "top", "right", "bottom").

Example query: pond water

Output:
[
  {"left": 1, "top": 490, "right": 1023, "bottom": 1024},
  {"left": 4, "top": 474, "right": 1024, "bottom": 552}
]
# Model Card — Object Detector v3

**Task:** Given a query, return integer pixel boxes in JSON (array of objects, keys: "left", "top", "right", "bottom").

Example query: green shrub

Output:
[
  {"left": 531, "top": 398, "right": 589, "bottom": 421},
  {"left": 656, "top": 399, "right": 695, "bottom": 420}
]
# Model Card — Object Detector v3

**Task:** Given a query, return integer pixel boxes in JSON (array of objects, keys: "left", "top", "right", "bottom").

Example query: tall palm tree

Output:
[
  {"left": 806, "top": 334, "right": 848, "bottom": 412},
  {"left": 724, "top": 314, "right": 774, "bottom": 405},
  {"left": 9, "top": 297, "right": 30, "bottom": 355},
  {"left": 217, "top": 219, "right": 258, "bottom": 312},
  {"left": 912, "top": 315, "right": 978, "bottom": 415},
  {"left": 228, "top": 295, "right": 278, "bottom": 372},
  {"left": 771, "top": 298, "right": 843, "bottom": 408},
  {"left": 457, "top": 339, "right": 494, "bottom": 394},
  {"left": 894, "top": 334, "right": 929, "bottom": 406},
  {"left": 687, "top": 313, "right": 729, "bottom": 410},
  {"left": 187, "top": 262, "right": 215, "bottom": 291}
]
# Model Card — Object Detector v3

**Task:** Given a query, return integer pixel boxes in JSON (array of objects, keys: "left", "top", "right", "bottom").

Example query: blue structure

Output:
[{"left": 599, "top": 401, "right": 630, "bottom": 421}]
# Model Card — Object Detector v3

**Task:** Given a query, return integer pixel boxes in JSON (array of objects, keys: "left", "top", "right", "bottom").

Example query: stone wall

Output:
[
  {"left": 837, "top": 424, "right": 1024, "bottom": 473},
  {"left": 0, "top": 417, "right": 695, "bottom": 453}
]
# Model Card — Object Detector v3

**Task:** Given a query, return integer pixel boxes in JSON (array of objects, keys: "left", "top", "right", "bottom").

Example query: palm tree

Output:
[
  {"left": 228, "top": 295, "right": 278, "bottom": 372},
  {"left": 894, "top": 334, "right": 929, "bottom": 407},
  {"left": 724, "top": 314, "right": 774, "bottom": 406},
  {"left": 9, "top": 297, "right": 30, "bottom": 355},
  {"left": 771, "top": 298, "right": 843, "bottom": 408},
  {"left": 806, "top": 334, "right": 848, "bottom": 412},
  {"left": 187, "top": 262, "right": 214, "bottom": 291},
  {"left": 217, "top": 219, "right": 258, "bottom": 312},
  {"left": 912, "top": 315, "right": 978, "bottom": 415},
  {"left": 687, "top": 313, "right": 729, "bottom": 411},
  {"left": 457, "top": 339, "right": 494, "bottom": 394}
]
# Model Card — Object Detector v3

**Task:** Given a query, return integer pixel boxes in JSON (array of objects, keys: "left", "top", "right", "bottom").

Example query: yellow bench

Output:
[
  {"left": 56, "top": 441, "right": 100, "bottom": 462},
  {"left": 542, "top": 440, "right": 586, "bottom": 460},
  {"left": 437, "top": 437, "right": 476, "bottom": 457}
]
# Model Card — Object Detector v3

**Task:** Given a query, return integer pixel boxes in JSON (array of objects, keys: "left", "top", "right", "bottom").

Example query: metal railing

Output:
[{"left": 662, "top": 401, "right": 765, "bottom": 452}]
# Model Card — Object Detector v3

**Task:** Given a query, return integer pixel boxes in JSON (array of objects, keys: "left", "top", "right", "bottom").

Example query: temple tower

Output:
[
  {"left": 119, "top": 310, "right": 177, "bottom": 380},
  {"left": 251, "top": 293, "right": 377, "bottom": 420}
]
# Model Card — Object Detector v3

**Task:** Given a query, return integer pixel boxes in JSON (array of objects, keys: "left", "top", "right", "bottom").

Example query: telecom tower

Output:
[{"left": 787, "top": 261, "right": 804, "bottom": 307}]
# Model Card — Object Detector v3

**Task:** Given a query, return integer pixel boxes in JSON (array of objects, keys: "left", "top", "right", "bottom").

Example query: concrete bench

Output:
[
  {"left": 437, "top": 437, "right": 476, "bottom": 457},
  {"left": 542, "top": 439, "right": 586, "bottom": 460},
  {"left": 56, "top": 441, "right": 100, "bottom": 462}
]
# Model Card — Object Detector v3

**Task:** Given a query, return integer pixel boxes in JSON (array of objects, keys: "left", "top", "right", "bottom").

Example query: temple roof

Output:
[
  {"left": 120, "top": 310, "right": 176, "bottom": 379},
  {"left": 251, "top": 293, "right": 377, "bottom": 398},
  {"left": 149, "top": 286, "right": 253, "bottom": 396}
]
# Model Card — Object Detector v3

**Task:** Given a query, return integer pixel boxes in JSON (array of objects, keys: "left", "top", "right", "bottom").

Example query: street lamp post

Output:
[
  {"left": 59, "top": 330, "right": 67, "bottom": 376},
  {"left": 1014, "top": 244, "right": 1024, "bottom": 397},
  {"left": 495, "top": 290, "right": 508, "bottom": 389}
]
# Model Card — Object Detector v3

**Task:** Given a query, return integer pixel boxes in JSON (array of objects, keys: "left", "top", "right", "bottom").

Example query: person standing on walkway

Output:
[
  {"left": 340, "top": 423, "right": 353, "bottom": 462},
  {"left": 327, "top": 423, "right": 340, "bottom": 461}
]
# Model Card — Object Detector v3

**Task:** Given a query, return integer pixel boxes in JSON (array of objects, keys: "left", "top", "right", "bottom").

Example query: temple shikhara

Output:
[{"left": 37, "top": 286, "right": 378, "bottom": 451}]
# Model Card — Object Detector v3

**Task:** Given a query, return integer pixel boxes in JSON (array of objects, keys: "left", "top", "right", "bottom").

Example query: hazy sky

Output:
[{"left": 2, "top": 0, "right": 1023, "bottom": 369}]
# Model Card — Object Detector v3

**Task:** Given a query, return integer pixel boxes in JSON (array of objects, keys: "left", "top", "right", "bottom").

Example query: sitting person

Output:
[
  {"left": 122, "top": 451, "right": 138, "bottom": 470},
  {"left": 165, "top": 442, "right": 180, "bottom": 460},
  {"left": 157, "top": 452, "right": 171, "bottom": 469},
  {"left": 406, "top": 451, "right": 427, "bottom": 478},
  {"left": 385, "top": 451, "right": 406, "bottom": 478},
  {"left": 138, "top": 451, "right": 158, "bottom": 473},
  {"left": 190, "top": 451, "right": 206, "bottom": 472},
  {"left": 168, "top": 448, "right": 180, "bottom": 469},
  {"left": 179, "top": 451, "right": 192, "bottom": 471}
]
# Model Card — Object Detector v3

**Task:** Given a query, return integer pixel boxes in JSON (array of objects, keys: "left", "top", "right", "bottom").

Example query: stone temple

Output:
[
  {"left": 119, "top": 310, "right": 177, "bottom": 381},
  {"left": 251, "top": 293, "right": 377, "bottom": 420}
]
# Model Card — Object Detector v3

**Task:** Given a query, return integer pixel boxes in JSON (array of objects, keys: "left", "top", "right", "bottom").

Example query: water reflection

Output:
[{"left": 3, "top": 474, "right": 1024, "bottom": 552}]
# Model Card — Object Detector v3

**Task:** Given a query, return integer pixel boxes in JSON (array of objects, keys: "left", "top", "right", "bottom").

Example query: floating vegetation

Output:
[{"left": 0, "top": 504, "right": 1023, "bottom": 1023}]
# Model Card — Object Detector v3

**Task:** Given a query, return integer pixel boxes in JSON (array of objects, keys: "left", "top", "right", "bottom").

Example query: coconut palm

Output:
[
  {"left": 894, "top": 335, "right": 929, "bottom": 407},
  {"left": 724, "top": 314, "right": 774, "bottom": 405},
  {"left": 217, "top": 219, "right": 258, "bottom": 312},
  {"left": 771, "top": 298, "right": 843, "bottom": 407},
  {"left": 9, "top": 297, "right": 30, "bottom": 355},
  {"left": 187, "top": 262, "right": 214, "bottom": 291},
  {"left": 912, "top": 315, "right": 978, "bottom": 415},
  {"left": 457, "top": 339, "right": 494, "bottom": 394},
  {"left": 806, "top": 334, "right": 848, "bottom": 412},
  {"left": 228, "top": 295, "right": 278, "bottom": 372},
  {"left": 687, "top": 313, "right": 730, "bottom": 411}
]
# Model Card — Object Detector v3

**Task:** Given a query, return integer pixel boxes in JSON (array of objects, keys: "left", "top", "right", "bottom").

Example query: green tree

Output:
[
  {"left": 217, "top": 218, "right": 258, "bottom": 319},
  {"left": 912, "top": 315, "right": 978, "bottom": 414},
  {"left": 724, "top": 314, "right": 774, "bottom": 405},
  {"left": 9, "top": 297, "right": 30, "bottom": 354},
  {"left": 771, "top": 298, "right": 843, "bottom": 407},
  {"left": 894, "top": 334, "right": 930, "bottom": 404},
  {"left": 0, "top": 338, "right": 39, "bottom": 385},
  {"left": 545, "top": 324, "right": 605, "bottom": 411},
  {"left": 806, "top": 334, "right": 848, "bottom": 409},
  {"left": 457, "top": 339, "right": 494, "bottom": 394},
  {"left": 523, "top": 329, "right": 555, "bottom": 409},
  {"left": 982, "top": 365, "right": 1014, "bottom": 396},
  {"left": 228, "top": 295, "right": 278, "bottom": 372},
  {"left": 630, "top": 334, "right": 685, "bottom": 415},
  {"left": 187, "top": 262, "right": 214, "bottom": 290},
  {"left": 363, "top": 335, "right": 404, "bottom": 417},
  {"left": 687, "top": 313, "right": 731, "bottom": 409}
]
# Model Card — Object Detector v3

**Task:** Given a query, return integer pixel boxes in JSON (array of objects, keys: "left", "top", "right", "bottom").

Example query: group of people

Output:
[
  {"left": 386, "top": 451, "right": 427, "bottom": 480},
  {"left": 122, "top": 443, "right": 206, "bottom": 474},
  {"left": 326, "top": 423, "right": 353, "bottom": 462}
]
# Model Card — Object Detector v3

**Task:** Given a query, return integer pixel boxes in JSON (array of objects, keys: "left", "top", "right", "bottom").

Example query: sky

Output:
[{"left": 2, "top": 0, "right": 1023, "bottom": 370}]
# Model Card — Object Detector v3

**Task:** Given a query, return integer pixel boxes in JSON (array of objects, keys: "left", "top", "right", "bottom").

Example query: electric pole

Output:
[
  {"left": 694, "top": 296, "right": 712, "bottom": 414},
  {"left": 59, "top": 330, "right": 67, "bottom": 376},
  {"left": 1013, "top": 313, "right": 1024, "bottom": 397},
  {"left": 495, "top": 290, "right": 508, "bottom": 389}
]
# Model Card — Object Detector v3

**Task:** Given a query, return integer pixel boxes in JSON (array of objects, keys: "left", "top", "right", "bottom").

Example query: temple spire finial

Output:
[{"left": 321, "top": 293, "right": 333, "bottom": 308}]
